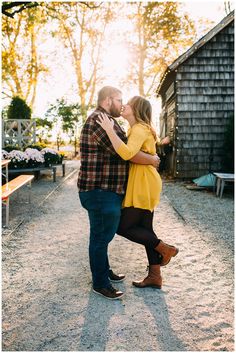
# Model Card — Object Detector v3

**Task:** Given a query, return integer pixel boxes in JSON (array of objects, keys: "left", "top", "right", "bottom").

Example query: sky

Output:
[{"left": 184, "top": 0, "right": 228, "bottom": 22}]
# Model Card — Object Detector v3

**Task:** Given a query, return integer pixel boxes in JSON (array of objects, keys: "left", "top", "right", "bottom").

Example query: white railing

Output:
[{"left": 2, "top": 119, "right": 36, "bottom": 148}]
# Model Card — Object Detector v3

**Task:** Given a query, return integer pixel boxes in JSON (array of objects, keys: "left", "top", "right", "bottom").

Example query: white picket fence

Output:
[{"left": 2, "top": 119, "right": 36, "bottom": 148}]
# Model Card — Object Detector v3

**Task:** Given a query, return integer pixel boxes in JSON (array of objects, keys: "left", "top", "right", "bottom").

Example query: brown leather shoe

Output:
[
  {"left": 132, "top": 265, "right": 162, "bottom": 289},
  {"left": 109, "top": 269, "right": 125, "bottom": 282},
  {"left": 93, "top": 286, "right": 124, "bottom": 300},
  {"left": 155, "top": 240, "right": 179, "bottom": 266}
]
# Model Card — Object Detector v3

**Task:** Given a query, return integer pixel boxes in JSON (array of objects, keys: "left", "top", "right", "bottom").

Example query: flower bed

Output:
[
  {"left": 41, "top": 148, "right": 62, "bottom": 166},
  {"left": 2, "top": 148, "right": 64, "bottom": 169}
]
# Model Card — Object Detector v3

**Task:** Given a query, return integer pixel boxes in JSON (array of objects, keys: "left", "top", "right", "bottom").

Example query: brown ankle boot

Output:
[
  {"left": 155, "top": 240, "right": 179, "bottom": 266},
  {"left": 132, "top": 265, "right": 162, "bottom": 289}
]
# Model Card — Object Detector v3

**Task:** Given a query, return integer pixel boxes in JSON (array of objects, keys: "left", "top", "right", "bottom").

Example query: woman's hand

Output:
[{"left": 97, "top": 113, "right": 114, "bottom": 132}]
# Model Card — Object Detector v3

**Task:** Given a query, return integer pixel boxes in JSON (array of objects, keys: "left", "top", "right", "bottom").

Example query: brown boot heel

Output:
[
  {"left": 155, "top": 241, "right": 179, "bottom": 267},
  {"left": 132, "top": 265, "right": 162, "bottom": 289}
]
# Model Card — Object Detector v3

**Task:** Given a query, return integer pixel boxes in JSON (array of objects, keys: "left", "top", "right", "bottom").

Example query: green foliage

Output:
[
  {"left": 7, "top": 96, "right": 31, "bottom": 120},
  {"left": 58, "top": 152, "right": 65, "bottom": 163},
  {"left": 126, "top": 2, "right": 196, "bottom": 96},
  {"left": 46, "top": 98, "right": 83, "bottom": 155},
  {"left": 3, "top": 142, "right": 47, "bottom": 152},
  {"left": 43, "top": 152, "right": 61, "bottom": 166},
  {"left": 36, "top": 118, "right": 53, "bottom": 129},
  {"left": 143, "top": 2, "right": 195, "bottom": 48},
  {"left": 222, "top": 115, "right": 234, "bottom": 172},
  {"left": 9, "top": 158, "right": 29, "bottom": 169},
  {"left": 35, "top": 117, "right": 53, "bottom": 143},
  {"left": 3, "top": 144, "right": 21, "bottom": 152},
  {"left": 46, "top": 98, "right": 82, "bottom": 130},
  {"left": 2, "top": 7, "right": 49, "bottom": 107},
  {"left": 2, "top": 106, "right": 8, "bottom": 120},
  {"left": 24, "top": 142, "right": 47, "bottom": 151}
]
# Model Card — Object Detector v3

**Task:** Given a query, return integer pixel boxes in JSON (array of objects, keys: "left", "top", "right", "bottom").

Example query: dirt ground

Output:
[{"left": 2, "top": 160, "right": 234, "bottom": 351}]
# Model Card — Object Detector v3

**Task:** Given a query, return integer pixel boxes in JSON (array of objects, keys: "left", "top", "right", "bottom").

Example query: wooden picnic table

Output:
[
  {"left": 1, "top": 169, "right": 34, "bottom": 227},
  {"left": 1, "top": 159, "right": 11, "bottom": 183},
  {"left": 8, "top": 162, "right": 66, "bottom": 182},
  {"left": 213, "top": 172, "right": 235, "bottom": 198}
]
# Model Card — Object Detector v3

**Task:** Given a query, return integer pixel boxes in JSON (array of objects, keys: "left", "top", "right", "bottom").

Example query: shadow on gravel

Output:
[
  {"left": 137, "top": 288, "right": 188, "bottom": 351},
  {"left": 77, "top": 289, "right": 125, "bottom": 351}
]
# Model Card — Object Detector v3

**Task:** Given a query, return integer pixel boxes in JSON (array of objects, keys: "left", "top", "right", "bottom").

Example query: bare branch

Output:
[
  {"left": 2, "top": 2, "right": 40, "bottom": 18},
  {"left": 80, "top": 2, "right": 103, "bottom": 9}
]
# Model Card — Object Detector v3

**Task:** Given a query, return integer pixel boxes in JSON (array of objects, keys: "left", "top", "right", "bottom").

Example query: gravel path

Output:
[{"left": 2, "top": 162, "right": 234, "bottom": 351}]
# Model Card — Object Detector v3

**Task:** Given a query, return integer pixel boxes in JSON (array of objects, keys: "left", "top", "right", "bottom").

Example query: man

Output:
[{"left": 78, "top": 86, "right": 159, "bottom": 300}]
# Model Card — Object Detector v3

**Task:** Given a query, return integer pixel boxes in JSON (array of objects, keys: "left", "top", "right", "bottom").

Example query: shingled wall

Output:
[{"left": 175, "top": 20, "right": 234, "bottom": 178}]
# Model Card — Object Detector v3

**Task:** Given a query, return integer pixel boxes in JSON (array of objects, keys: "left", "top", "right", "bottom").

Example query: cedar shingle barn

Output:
[{"left": 157, "top": 11, "right": 234, "bottom": 179}]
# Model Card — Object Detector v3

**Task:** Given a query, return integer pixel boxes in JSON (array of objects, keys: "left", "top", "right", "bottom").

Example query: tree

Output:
[
  {"left": 125, "top": 2, "right": 196, "bottom": 97},
  {"left": 7, "top": 96, "right": 31, "bottom": 120},
  {"left": 47, "top": 2, "right": 114, "bottom": 119},
  {"left": 46, "top": 98, "right": 83, "bottom": 155},
  {"left": 35, "top": 117, "right": 53, "bottom": 143},
  {"left": 2, "top": 2, "right": 39, "bottom": 18},
  {"left": 2, "top": 7, "right": 48, "bottom": 108},
  {"left": 59, "top": 100, "right": 83, "bottom": 157},
  {"left": 2, "top": 1, "right": 102, "bottom": 18}
]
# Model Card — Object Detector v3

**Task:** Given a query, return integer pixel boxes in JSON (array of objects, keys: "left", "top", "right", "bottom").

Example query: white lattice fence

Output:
[{"left": 2, "top": 119, "right": 36, "bottom": 148}]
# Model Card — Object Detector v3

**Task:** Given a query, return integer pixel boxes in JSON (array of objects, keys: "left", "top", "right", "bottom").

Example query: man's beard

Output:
[{"left": 110, "top": 103, "right": 121, "bottom": 117}]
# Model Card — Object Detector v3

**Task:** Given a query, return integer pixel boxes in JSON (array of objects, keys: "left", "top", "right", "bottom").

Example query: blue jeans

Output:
[{"left": 79, "top": 189, "right": 124, "bottom": 289}]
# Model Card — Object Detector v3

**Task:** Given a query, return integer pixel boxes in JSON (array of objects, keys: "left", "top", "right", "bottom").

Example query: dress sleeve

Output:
[{"left": 117, "top": 124, "right": 148, "bottom": 160}]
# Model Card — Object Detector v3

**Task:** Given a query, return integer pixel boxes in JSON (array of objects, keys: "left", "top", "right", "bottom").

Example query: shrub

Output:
[
  {"left": 24, "top": 148, "right": 44, "bottom": 167},
  {"left": 6, "top": 149, "right": 44, "bottom": 169},
  {"left": 7, "top": 96, "right": 31, "bottom": 120},
  {"left": 7, "top": 150, "right": 29, "bottom": 169},
  {"left": 41, "top": 148, "right": 61, "bottom": 166},
  {"left": 2, "top": 147, "right": 62, "bottom": 169},
  {"left": 24, "top": 142, "right": 47, "bottom": 151},
  {"left": 2, "top": 150, "right": 9, "bottom": 159},
  {"left": 3, "top": 144, "right": 21, "bottom": 152},
  {"left": 59, "top": 152, "right": 65, "bottom": 163}
]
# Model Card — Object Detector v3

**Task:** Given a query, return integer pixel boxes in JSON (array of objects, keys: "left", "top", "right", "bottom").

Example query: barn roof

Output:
[{"left": 156, "top": 10, "right": 234, "bottom": 95}]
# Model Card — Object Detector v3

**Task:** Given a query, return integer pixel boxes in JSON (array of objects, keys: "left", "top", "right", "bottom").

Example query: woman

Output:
[{"left": 98, "top": 96, "right": 178, "bottom": 289}]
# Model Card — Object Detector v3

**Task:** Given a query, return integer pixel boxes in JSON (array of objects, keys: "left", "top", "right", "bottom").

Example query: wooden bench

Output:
[
  {"left": 1, "top": 174, "right": 34, "bottom": 227},
  {"left": 213, "top": 172, "right": 235, "bottom": 198}
]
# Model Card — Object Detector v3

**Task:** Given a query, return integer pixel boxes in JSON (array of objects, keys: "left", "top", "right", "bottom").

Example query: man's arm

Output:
[{"left": 131, "top": 151, "right": 160, "bottom": 169}]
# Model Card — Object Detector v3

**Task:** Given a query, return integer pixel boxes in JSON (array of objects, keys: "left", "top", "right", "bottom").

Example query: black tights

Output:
[{"left": 117, "top": 207, "right": 162, "bottom": 265}]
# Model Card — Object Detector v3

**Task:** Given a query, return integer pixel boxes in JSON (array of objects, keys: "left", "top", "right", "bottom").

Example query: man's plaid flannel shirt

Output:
[{"left": 77, "top": 107, "right": 129, "bottom": 195}]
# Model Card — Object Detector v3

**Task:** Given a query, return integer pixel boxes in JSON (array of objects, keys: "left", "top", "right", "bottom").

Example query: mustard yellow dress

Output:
[{"left": 117, "top": 123, "right": 162, "bottom": 212}]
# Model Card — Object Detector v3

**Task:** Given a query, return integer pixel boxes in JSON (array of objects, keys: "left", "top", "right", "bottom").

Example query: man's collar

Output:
[{"left": 97, "top": 106, "right": 112, "bottom": 117}]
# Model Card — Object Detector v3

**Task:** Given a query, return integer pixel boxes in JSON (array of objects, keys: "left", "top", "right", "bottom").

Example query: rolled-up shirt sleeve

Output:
[{"left": 117, "top": 124, "right": 148, "bottom": 160}]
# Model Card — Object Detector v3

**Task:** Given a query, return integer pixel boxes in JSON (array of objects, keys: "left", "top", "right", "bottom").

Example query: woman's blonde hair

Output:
[{"left": 128, "top": 96, "right": 157, "bottom": 140}]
